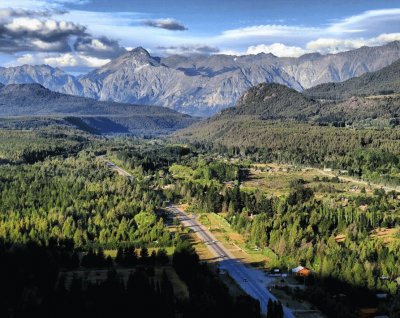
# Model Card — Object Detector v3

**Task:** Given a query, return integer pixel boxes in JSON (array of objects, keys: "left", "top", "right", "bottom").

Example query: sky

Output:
[{"left": 1, "top": 0, "right": 400, "bottom": 73}]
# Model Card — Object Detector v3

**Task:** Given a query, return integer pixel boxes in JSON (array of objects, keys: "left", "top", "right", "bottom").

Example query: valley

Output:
[
  {"left": 1, "top": 110, "right": 400, "bottom": 317},
  {"left": 1, "top": 3, "right": 400, "bottom": 317}
]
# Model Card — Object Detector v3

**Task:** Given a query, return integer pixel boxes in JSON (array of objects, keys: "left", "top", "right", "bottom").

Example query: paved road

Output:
[
  {"left": 98, "top": 156, "right": 133, "bottom": 179},
  {"left": 101, "top": 157, "right": 295, "bottom": 317},
  {"left": 316, "top": 168, "right": 399, "bottom": 193},
  {"left": 167, "top": 205, "right": 295, "bottom": 318}
]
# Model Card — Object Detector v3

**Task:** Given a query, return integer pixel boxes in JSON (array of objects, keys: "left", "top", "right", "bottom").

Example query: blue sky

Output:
[{"left": 1, "top": 0, "right": 400, "bottom": 73}]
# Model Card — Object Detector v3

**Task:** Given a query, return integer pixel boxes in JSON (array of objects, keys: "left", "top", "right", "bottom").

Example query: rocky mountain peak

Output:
[
  {"left": 119, "top": 46, "right": 157, "bottom": 65},
  {"left": 1, "top": 42, "right": 400, "bottom": 116},
  {"left": 129, "top": 46, "right": 151, "bottom": 57}
]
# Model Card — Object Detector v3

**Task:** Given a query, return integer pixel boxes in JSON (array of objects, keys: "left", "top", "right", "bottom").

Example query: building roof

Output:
[{"left": 291, "top": 266, "right": 304, "bottom": 273}]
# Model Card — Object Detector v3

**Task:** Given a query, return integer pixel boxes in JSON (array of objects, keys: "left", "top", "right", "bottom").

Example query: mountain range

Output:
[
  {"left": 0, "top": 83, "right": 195, "bottom": 135},
  {"left": 174, "top": 59, "right": 400, "bottom": 145},
  {"left": 1, "top": 42, "right": 400, "bottom": 116},
  {"left": 305, "top": 58, "right": 400, "bottom": 100}
]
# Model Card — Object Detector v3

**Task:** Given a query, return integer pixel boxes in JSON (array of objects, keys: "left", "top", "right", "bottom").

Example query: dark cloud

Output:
[
  {"left": 74, "top": 36, "right": 126, "bottom": 58},
  {"left": 143, "top": 18, "right": 187, "bottom": 31},
  {"left": 157, "top": 45, "right": 219, "bottom": 55},
  {"left": 0, "top": 18, "right": 87, "bottom": 53},
  {"left": 0, "top": 8, "right": 67, "bottom": 19},
  {"left": 0, "top": 8, "right": 125, "bottom": 59}
]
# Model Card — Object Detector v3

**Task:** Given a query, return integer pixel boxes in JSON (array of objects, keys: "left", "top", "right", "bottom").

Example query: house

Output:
[
  {"left": 291, "top": 265, "right": 304, "bottom": 274},
  {"left": 291, "top": 266, "right": 310, "bottom": 277},
  {"left": 298, "top": 268, "right": 310, "bottom": 277}
]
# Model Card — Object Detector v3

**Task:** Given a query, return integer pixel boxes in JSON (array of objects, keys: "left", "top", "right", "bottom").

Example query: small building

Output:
[
  {"left": 291, "top": 266, "right": 310, "bottom": 277},
  {"left": 298, "top": 268, "right": 310, "bottom": 277},
  {"left": 291, "top": 266, "right": 304, "bottom": 274}
]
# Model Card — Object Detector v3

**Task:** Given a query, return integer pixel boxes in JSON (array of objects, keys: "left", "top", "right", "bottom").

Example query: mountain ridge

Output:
[
  {"left": 2, "top": 41, "right": 400, "bottom": 116},
  {"left": 304, "top": 58, "right": 400, "bottom": 100},
  {"left": 174, "top": 59, "right": 400, "bottom": 144},
  {"left": 0, "top": 83, "right": 196, "bottom": 135}
]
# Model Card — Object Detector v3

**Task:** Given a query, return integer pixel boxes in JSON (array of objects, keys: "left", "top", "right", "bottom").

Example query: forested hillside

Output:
[
  {"left": 0, "top": 83, "right": 196, "bottom": 135},
  {"left": 202, "top": 82, "right": 400, "bottom": 126},
  {"left": 224, "top": 83, "right": 320, "bottom": 120}
]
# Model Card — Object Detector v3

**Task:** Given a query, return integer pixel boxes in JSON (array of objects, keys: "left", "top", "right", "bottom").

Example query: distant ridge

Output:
[
  {"left": 175, "top": 72, "right": 400, "bottom": 145},
  {"left": 0, "top": 83, "right": 196, "bottom": 135},
  {"left": 305, "top": 58, "right": 400, "bottom": 100},
  {"left": 1, "top": 42, "right": 400, "bottom": 116}
]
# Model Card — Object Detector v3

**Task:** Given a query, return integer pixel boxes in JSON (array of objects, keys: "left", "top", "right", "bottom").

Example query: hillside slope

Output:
[
  {"left": 0, "top": 84, "right": 196, "bottom": 135},
  {"left": 174, "top": 82, "right": 400, "bottom": 146},
  {"left": 225, "top": 83, "right": 320, "bottom": 120}
]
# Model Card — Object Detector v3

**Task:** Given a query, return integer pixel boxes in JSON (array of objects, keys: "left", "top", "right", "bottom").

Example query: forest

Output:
[
  {"left": 0, "top": 126, "right": 264, "bottom": 318},
  {"left": 1, "top": 122, "right": 400, "bottom": 317},
  {"left": 177, "top": 122, "right": 400, "bottom": 186}
]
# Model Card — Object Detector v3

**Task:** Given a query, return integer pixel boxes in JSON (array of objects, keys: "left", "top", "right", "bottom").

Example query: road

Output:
[
  {"left": 316, "top": 168, "right": 400, "bottom": 193},
  {"left": 98, "top": 156, "right": 133, "bottom": 179},
  {"left": 101, "top": 157, "right": 295, "bottom": 317},
  {"left": 167, "top": 205, "right": 295, "bottom": 318}
]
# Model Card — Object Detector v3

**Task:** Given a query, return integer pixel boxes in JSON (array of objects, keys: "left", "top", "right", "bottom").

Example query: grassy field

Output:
[
  {"left": 196, "top": 212, "right": 277, "bottom": 268},
  {"left": 242, "top": 163, "right": 374, "bottom": 198},
  {"left": 104, "top": 247, "right": 175, "bottom": 258}
]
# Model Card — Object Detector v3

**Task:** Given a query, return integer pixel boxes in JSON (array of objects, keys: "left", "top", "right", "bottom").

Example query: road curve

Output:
[{"left": 167, "top": 205, "right": 295, "bottom": 318}]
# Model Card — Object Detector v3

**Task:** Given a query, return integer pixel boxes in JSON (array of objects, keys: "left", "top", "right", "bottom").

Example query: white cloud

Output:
[
  {"left": 1, "top": 2, "right": 400, "bottom": 72},
  {"left": 220, "top": 24, "right": 320, "bottom": 39},
  {"left": 215, "top": 8, "right": 400, "bottom": 54},
  {"left": 15, "top": 52, "right": 110, "bottom": 68},
  {"left": 375, "top": 33, "right": 400, "bottom": 43},
  {"left": 246, "top": 43, "right": 308, "bottom": 57},
  {"left": 306, "top": 38, "right": 367, "bottom": 53},
  {"left": 328, "top": 8, "right": 400, "bottom": 34},
  {"left": 306, "top": 32, "right": 400, "bottom": 54},
  {"left": 6, "top": 17, "right": 85, "bottom": 35}
]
